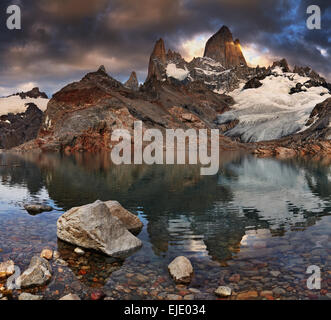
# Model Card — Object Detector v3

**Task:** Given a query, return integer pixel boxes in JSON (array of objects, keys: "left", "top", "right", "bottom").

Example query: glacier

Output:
[{"left": 218, "top": 67, "right": 331, "bottom": 142}]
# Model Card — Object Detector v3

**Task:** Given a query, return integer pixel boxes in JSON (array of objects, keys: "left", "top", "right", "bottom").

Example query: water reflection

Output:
[{"left": 0, "top": 152, "right": 330, "bottom": 264}]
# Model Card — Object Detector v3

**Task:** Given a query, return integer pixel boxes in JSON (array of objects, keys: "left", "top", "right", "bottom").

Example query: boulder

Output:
[
  {"left": 0, "top": 260, "right": 15, "bottom": 279},
  {"left": 59, "top": 293, "right": 81, "bottom": 300},
  {"left": 168, "top": 256, "right": 193, "bottom": 284},
  {"left": 16, "top": 256, "right": 52, "bottom": 288},
  {"left": 104, "top": 201, "right": 143, "bottom": 235},
  {"left": 57, "top": 200, "right": 143, "bottom": 257},
  {"left": 18, "top": 293, "right": 43, "bottom": 300}
]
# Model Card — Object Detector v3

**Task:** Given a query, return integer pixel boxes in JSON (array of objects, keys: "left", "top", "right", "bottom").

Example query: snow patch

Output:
[
  {"left": 166, "top": 63, "right": 189, "bottom": 81},
  {"left": 0, "top": 96, "right": 49, "bottom": 117}
]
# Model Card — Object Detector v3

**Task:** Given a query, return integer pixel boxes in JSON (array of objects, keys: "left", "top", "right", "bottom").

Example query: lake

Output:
[{"left": 0, "top": 152, "right": 330, "bottom": 300}]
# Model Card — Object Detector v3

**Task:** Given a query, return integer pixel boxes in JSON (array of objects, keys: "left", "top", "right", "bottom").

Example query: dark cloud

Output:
[{"left": 0, "top": 0, "right": 329, "bottom": 96}]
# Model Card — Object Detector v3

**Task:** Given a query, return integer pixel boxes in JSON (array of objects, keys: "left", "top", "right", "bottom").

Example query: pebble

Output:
[
  {"left": 74, "top": 247, "right": 85, "bottom": 255},
  {"left": 19, "top": 293, "right": 43, "bottom": 300},
  {"left": 167, "top": 294, "right": 182, "bottom": 300},
  {"left": 270, "top": 271, "right": 281, "bottom": 277},
  {"left": 272, "top": 287, "right": 286, "bottom": 296},
  {"left": 59, "top": 294, "right": 81, "bottom": 300},
  {"left": 40, "top": 249, "right": 53, "bottom": 260},
  {"left": 215, "top": 286, "right": 232, "bottom": 298},
  {"left": 236, "top": 291, "right": 259, "bottom": 300}
]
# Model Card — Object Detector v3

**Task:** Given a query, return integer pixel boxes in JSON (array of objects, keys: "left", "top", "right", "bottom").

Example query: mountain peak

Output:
[
  {"left": 146, "top": 38, "right": 168, "bottom": 82},
  {"left": 124, "top": 71, "right": 139, "bottom": 91},
  {"left": 204, "top": 25, "right": 247, "bottom": 68}
]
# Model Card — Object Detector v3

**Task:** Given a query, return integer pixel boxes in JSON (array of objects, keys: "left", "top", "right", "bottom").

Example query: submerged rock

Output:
[
  {"left": 215, "top": 286, "right": 232, "bottom": 297},
  {"left": 168, "top": 256, "right": 193, "bottom": 284},
  {"left": 59, "top": 293, "right": 81, "bottom": 300},
  {"left": 104, "top": 201, "right": 143, "bottom": 235},
  {"left": 16, "top": 256, "right": 52, "bottom": 288},
  {"left": 40, "top": 249, "right": 53, "bottom": 260},
  {"left": 24, "top": 204, "right": 53, "bottom": 215},
  {"left": 57, "top": 200, "right": 143, "bottom": 257},
  {"left": 0, "top": 260, "right": 15, "bottom": 279},
  {"left": 74, "top": 247, "right": 85, "bottom": 255},
  {"left": 18, "top": 293, "right": 43, "bottom": 300}
]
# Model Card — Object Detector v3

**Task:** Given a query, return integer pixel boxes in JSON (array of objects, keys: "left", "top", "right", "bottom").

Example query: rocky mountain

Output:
[
  {"left": 0, "top": 103, "right": 43, "bottom": 149},
  {"left": 124, "top": 71, "right": 139, "bottom": 91},
  {"left": 203, "top": 26, "right": 247, "bottom": 68},
  {"left": 14, "top": 65, "right": 237, "bottom": 153},
  {"left": 9, "top": 87, "right": 48, "bottom": 100},
  {"left": 7, "top": 25, "right": 331, "bottom": 157}
]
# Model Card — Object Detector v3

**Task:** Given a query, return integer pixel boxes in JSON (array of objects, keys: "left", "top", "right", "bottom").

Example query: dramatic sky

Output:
[{"left": 0, "top": 0, "right": 330, "bottom": 96}]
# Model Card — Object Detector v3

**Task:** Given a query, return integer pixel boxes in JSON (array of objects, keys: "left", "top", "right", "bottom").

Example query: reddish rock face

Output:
[
  {"left": 204, "top": 26, "right": 247, "bottom": 68},
  {"left": 147, "top": 38, "right": 167, "bottom": 81}
]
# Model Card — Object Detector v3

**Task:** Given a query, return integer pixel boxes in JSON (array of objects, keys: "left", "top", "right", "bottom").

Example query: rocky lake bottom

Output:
[{"left": 0, "top": 152, "right": 330, "bottom": 300}]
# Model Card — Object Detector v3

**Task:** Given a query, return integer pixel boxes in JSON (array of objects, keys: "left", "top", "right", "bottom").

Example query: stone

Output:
[
  {"left": 168, "top": 256, "right": 193, "bottom": 284},
  {"left": 167, "top": 294, "right": 182, "bottom": 300},
  {"left": 270, "top": 271, "right": 281, "bottom": 277},
  {"left": 74, "top": 247, "right": 85, "bottom": 255},
  {"left": 104, "top": 201, "right": 143, "bottom": 235},
  {"left": 57, "top": 200, "right": 143, "bottom": 257},
  {"left": 40, "top": 249, "right": 53, "bottom": 260},
  {"left": 272, "top": 287, "right": 286, "bottom": 296},
  {"left": 24, "top": 204, "right": 53, "bottom": 215},
  {"left": 183, "top": 294, "right": 195, "bottom": 300},
  {"left": 260, "top": 290, "right": 273, "bottom": 298},
  {"left": 16, "top": 256, "right": 52, "bottom": 288},
  {"left": 53, "top": 251, "right": 60, "bottom": 259},
  {"left": 215, "top": 286, "right": 232, "bottom": 297},
  {"left": 18, "top": 293, "right": 43, "bottom": 300},
  {"left": 59, "top": 293, "right": 81, "bottom": 300},
  {"left": 0, "top": 260, "right": 15, "bottom": 279},
  {"left": 236, "top": 291, "right": 259, "bottom": 300}
]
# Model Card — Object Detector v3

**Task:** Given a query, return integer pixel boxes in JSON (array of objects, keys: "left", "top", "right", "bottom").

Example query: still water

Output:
[{"left": 0, "top": 152, "right": 330, "bottom": 300}]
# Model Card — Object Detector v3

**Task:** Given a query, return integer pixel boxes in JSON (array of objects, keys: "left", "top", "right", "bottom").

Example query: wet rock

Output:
[
  {"left": 18, "top": 293, "right": 43, "bottom": 300},
  {"left": 16, "top": 256, "right": 52, "bottom": 288},
  {"left": 104, "top": 201, "right": 143, "bottom": 235},
  {"left": 272, "top": 287, "right": 286, "bottom": 296},
  {"left": 166, "top": 294, "right": 182, "bottom": 300},
  {"left": 236, "top": 291, "right": 259, "bottom": 300},
  {"left": 270, "top": 271, "right": 281, "bottom": 277},
  {"left": 57, "top": 200, "right": 143, "bottom": 257},
  {"left": 24, "top": 204, "right": 53, "bottom": 215},
  {"left": 91, "top": 290, "right": 106, "bottom": 300},
  {"left": 40, "top": 249, "right": 53, "bottom": 260},
  {"left": 74, "top": 247, "right": 85, "bottom": 255},
  {"left": 168, "top": 256, "right": 193, "bottom": 284},
  {"left": 59, "top": 293, "right": 81, "bottom": 300},
  {"left": 215, "top": 286, "right": 232, "bottom": 297},
  {"left": 0, "top": 260, "right": 15, "bottom": 279}
]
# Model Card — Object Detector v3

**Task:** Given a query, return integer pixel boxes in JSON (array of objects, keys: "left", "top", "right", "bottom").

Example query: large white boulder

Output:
[{"left": 57, "top": 200, "right": 142, "bottom": 257}]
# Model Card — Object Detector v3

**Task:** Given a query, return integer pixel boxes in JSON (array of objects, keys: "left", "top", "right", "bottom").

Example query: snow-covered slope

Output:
[
  {"left": 0, "top": 96, "right": 49, "bottom": 116},
  {"left": 218, "top": 67, "right": 331, "bottom": 142}
]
